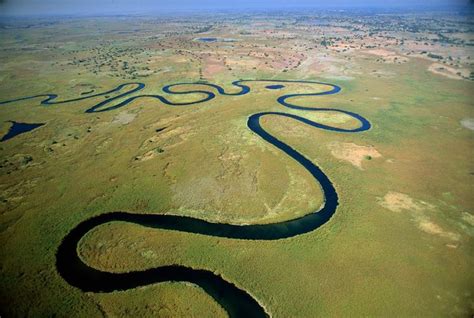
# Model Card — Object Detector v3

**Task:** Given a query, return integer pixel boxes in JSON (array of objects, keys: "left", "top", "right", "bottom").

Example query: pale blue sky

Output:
[{"left": 0, "top": 0, "right": 470, "bottom": 16}]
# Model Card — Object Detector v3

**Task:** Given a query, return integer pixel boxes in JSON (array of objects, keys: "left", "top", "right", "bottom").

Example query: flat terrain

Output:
[{"left": 0, "top": 9, "right": 473, "bottom": 317}]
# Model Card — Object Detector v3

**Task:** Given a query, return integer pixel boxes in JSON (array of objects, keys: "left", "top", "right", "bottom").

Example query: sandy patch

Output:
[
  {"left": 365, "top": 49, "right": 409, "bottom": 64},
  {"left": 226, "top": 56, "right": 260, "bottom": 71},
  {"left": 203, "top": 56, "right": 226, "bottom": 77},
  {"left": 461, "top": 212, "right": 474, "bottom": 226},
  {"left": 378, "top": 191, "right": 433, "bottom": 213},
  {"left": 417, "top": 217, "right": 460, "bottom": 241},
  {"left": 159, "top": 126, "right": 194, "bottom": 145},
  {"left": 327, "top": 142, "right": 381, "bottom": 170},
  {"left": 315, "top": 56, "right": 362, "bottom": 78},
  {"left": 365, "top": 49, "right": 395, "bottom": 58},
  {"left": 112, "top": 111, "right": 137, "bottom": 125},
  {"left": 134, "top": 148, "right": 164, "bottom": 162},
  {"left": 460, "top": 118, "right": 474, "bottom": 131},
  {"left": 378, "top": 192, "right": 460, "bottom": 241},
  {"left": 428, "top": 63, "right": 470, "bottom": 80}
]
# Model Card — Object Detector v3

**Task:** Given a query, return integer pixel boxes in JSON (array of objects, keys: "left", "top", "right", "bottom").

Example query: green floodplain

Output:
[{"left": 0, "top": 9, "right": 473, "bottom": 317}]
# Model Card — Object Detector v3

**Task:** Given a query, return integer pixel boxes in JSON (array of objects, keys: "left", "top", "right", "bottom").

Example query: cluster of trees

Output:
[{"left": 68, "top": 45, "right": 156, "bottom": 79}]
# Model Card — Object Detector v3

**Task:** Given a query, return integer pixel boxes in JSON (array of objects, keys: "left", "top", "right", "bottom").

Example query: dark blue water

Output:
[
  {"left": 1, "top": 121, "right": 45, "bottom": 142},
  {"left": 197, "top": 37, "right": 218, "bottom": 42},
  {"left": 266, "top": 84, "right": 285, "bottom": 90},
  {"left": 2, "top": 80, "right": 371, "bottom": 317}
]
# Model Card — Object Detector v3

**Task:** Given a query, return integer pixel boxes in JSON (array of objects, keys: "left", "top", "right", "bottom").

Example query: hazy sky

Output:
[{"left": 0, "top": 0, "right": 471, "bottom": 16}]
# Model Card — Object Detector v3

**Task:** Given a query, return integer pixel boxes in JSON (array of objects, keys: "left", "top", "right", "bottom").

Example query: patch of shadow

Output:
[
  {"left": 0, "top": 215, "right": 21, "bottom": 233},
  {"left": 155, "top": 126, "right": 168, "bottom": 133},
  {"left": 1, "top": 121, "right": 45, "bottom": 142},
  {"left": 81, "top": 90, "right": 95, "bottom": 95}
]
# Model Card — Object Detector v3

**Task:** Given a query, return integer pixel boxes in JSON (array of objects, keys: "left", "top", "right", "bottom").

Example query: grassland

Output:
[{"left": 0, "top": 10, "right": 473, "bottom": 317}]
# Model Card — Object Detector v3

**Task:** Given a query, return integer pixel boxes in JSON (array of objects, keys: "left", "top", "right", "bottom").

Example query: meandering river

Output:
[{"left": 1, "top": 80, "right": 371, "bottom": 317}]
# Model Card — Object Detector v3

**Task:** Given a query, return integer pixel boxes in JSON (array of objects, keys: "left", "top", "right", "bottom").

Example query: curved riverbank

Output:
[{"left": 2, "top": 79, "right": 371, "bottom": 317}]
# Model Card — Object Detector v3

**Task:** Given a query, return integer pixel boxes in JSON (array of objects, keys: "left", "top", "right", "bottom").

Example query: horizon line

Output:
[{"left": 0, "top": 4, "right": 472, "bottom": 19}]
